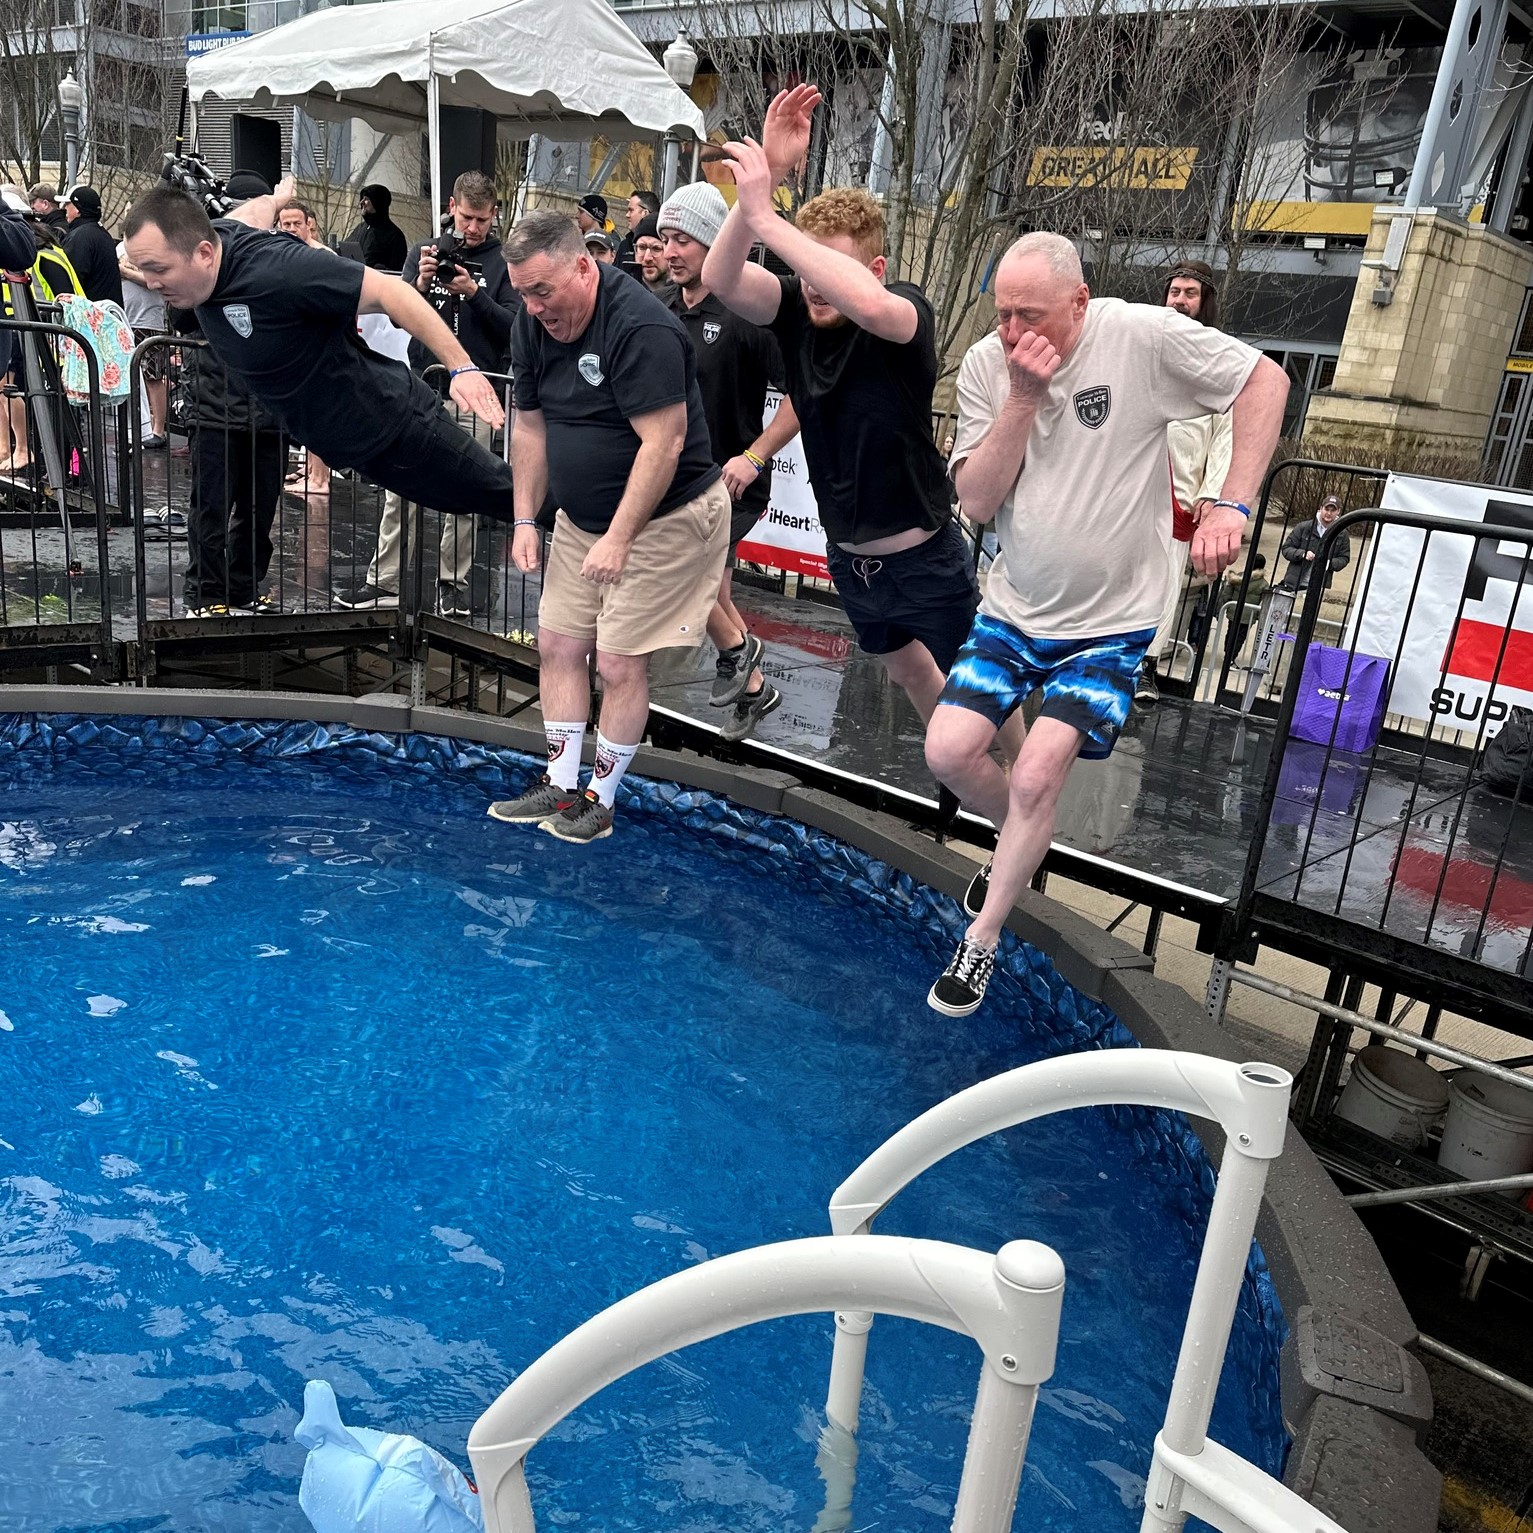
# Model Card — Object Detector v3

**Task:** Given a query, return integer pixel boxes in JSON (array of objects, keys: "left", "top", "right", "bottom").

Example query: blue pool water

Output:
[{"left": 0, "top": 715, "right": 1285, "bottom": 1533}]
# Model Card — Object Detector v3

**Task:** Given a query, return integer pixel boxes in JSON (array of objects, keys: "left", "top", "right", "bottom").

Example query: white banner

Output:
[
  {"left": 1347, "top": 473, "right": 1533, "bottom": 734},
  {"left": 736, "top": 388, "right": 830, "bottom": 579}
]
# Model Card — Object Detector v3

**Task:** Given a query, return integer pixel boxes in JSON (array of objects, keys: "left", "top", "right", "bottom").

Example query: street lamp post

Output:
[
  {"left": 660, "top": 31, "right": 698, "bottom": 201},
  {"left": 58, "top": 69, "right": 84, "bottom": 190}
]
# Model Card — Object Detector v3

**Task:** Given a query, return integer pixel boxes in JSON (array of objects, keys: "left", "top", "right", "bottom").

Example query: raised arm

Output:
[
  {"left": 358, "top": 265, "right": 504, "bottom": 429},
  {"left": 228, "top": 174, "right": 295, "bottom": 232},
  {"left": 700, "top": 201, "right": 781, "bottom": 325},
  {"left": 721, "top": 138, "right": 915, "bottom": 344}
]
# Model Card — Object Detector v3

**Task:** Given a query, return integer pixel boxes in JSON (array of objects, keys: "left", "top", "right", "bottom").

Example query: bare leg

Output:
[
  {"left": 538, "top": 627, "right": 595, "bottom": 726},
  {"left": 593, "top": 648, "right": 651, "bottom": 744},
  {"left": 878, "top": 638, "right": 948, "bottom": 724},
  {"left": 147, "top": 377, "right": 168, "bottom": 438},
  {"left": 925, "top": 702, "right": 1012, "bottom": 828},
  {"left": 967, "top": 717, "right": 1084, "bottom": 947}
]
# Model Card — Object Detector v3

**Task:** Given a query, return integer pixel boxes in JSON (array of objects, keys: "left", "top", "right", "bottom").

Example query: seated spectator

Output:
[
  {"left": 349, "top": 184, "right": 408, "bottom": 271},
  {"left": 63, "top": 186, "right": 124, "bottom": 307}
]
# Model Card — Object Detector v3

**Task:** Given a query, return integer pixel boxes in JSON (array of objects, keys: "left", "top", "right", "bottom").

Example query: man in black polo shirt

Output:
[
  {"left": 702, "top": 86, "right": 981, "bottom": 749},
  {"left": 123, "top": 182, "right": 513, "bottom": 525},
  {"left": 486, "top": 210, "right": 730, "bottom": 844},
  {"left": 658, "top": 180, "right": 801, "bottom": 743}
]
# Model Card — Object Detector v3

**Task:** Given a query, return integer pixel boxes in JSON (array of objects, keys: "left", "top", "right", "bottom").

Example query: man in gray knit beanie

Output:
[{"left": 658, "top": 179, "right": 802, "bottom": 743}]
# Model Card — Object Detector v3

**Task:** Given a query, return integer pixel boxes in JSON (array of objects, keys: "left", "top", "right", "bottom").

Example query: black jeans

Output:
[
  {"left": 186, "top": 424, "right": 285, "bottom": 607},
  {"left": 354, "top": 390, "right": 514, "bottom": 524}
]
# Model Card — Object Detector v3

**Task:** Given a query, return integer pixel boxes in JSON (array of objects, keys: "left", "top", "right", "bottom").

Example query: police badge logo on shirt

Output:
[
  {"left": 702, "top": 320, "right": 721, "bottom": 345},
  {"left": 223, "top": 304, "right": 253, "bottom": 338},
  {"left": 578, "top": 353, "right": 604, "bottom": 387},
  {"left": 1073, "top": 385, "right": 1110, "bottom": 429}
]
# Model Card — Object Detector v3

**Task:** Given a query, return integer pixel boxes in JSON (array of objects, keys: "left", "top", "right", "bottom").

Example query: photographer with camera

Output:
[{"left": 336, "top": 171, "right": 518, "bottom": 615}]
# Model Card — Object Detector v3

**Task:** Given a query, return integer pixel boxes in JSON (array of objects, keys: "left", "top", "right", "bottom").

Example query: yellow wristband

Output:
[{"left": 742, "top": 449, "right": 766, "bottom": 471}]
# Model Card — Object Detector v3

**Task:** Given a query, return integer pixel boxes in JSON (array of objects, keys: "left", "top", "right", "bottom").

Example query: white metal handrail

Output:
[
  {"left": 466, "top": 1234, "right": 1067, "bottom": 1533},
  {"left": 819, "top": 1050, "right": 1330, "bottom": 1533}
]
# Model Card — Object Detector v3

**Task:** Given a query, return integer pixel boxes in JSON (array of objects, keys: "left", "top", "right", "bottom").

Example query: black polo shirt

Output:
[
  {"left": 511, "top": 263, "right": 720, "bottom": 534},
  {"left": 769, "top": 275, "right": 949, "bottom": 547},
  {"left": 667, "top": 288, "right": 783, "bottom": 520},
  {"left": 193, "top": 220, "right": 416, "bottom": 465}
]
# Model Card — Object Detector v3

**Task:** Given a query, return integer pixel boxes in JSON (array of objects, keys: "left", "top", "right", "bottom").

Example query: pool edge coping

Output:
[{"left": 0, "top": 682, "right": 1442, "bottom": 1532}]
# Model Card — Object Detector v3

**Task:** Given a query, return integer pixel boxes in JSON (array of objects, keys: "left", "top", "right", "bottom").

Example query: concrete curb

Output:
[{"left": 0, "top": 683, "right": 1439, "bottom": 1529}]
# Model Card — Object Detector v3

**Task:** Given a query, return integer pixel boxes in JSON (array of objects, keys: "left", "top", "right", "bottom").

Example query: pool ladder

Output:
[{"left": 466, "top": 1050, "right": 1349, "bottom": 1533}]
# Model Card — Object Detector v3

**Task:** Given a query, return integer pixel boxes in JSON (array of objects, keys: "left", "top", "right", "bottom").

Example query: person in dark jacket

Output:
[
  {"left": 174, "top": 304, "right": 286, "bottom": 614},
  {"left": 1278, "top": 494, "right": 1350, "bottom": 591},
  {"left": 0, "top": 200, "right": 35, "bottom": 272},
  {"left": 63, "top": 186, "right": 125, "bottom": 307},
  {"left": 335, "top": 170, "right": 519, "bottom": 613},
  {"left": 349, "top": 183, "right": 408, "bottom": 270},
  {"left": 28, "top": 184, "right": 70, "bottom": 232}
]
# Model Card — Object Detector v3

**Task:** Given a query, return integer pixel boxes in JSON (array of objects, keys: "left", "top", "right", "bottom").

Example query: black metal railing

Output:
[{"left": 1231, "top": 503, "right": 1533, "bottom": 1011}]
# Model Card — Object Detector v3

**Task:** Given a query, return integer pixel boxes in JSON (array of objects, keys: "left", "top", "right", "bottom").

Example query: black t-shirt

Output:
[
  {"left": 194, "top": 221, "right": 416, "bottom": 464},
  {"left": 769, "top": 275, "right": 949, "bottom": 546},
  {"left": 667, "top": 288, "right": 784, "bottom": 519},
  {"left": 511, "top": 263, "right": 720, "bottom": 534}
]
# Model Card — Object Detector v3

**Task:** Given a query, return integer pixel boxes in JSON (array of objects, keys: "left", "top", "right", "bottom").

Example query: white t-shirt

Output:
[
  {"left": 115, "top": 239, "right": 164, "bottom": 331},
  {"left": 952, "top": 298, "right": 1259, "bottom": 640}
]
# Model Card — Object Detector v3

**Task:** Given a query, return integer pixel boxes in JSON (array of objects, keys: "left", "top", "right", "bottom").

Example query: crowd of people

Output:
[{"left": 0, "top": 83, "right": 1293, "bottom": 1012}]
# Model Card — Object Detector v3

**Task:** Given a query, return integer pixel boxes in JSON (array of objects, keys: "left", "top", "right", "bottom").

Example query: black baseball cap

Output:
[
  {"left": 578, "top": 193, "right": 607, "bottom": 223},
  {"left": 67, "top": 185, "right": 101, "bottom": 217}
]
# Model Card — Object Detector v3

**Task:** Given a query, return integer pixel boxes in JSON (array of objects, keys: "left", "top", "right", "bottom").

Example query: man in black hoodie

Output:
[
  {"left": 63, "top": 186, "right": 125, "bottom": 306},
  {"left": 350, "top": 183, "right": 408, "bottom": 270},
  {"left": 336, "top": 170, "right": 520, "bottom": 614}
]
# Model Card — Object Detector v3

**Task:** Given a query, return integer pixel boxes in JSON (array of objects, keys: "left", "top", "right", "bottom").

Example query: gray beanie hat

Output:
[{"left": 657, "top": 180, "right": 728, "bottom": 249}]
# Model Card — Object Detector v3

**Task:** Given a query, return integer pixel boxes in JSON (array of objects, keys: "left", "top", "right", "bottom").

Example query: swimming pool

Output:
[{"left": 0, "top": 712, "right": 1285, "bottom": 1532}]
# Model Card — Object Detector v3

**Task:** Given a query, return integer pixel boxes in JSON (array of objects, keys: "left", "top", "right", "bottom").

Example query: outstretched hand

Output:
[
  {"left": 762, "top": 83, "right": 823, "bottom": 182},
  {"left": 450, "top": 369, "right": 505, "bottom": 430},
  {"left": 720, "top": 137, "right": 777, "bottom": 230}
]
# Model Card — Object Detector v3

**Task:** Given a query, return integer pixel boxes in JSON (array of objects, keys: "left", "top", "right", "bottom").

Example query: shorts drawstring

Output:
[{"left": 850, "top": 557, "right": 883, "bottom": 586}]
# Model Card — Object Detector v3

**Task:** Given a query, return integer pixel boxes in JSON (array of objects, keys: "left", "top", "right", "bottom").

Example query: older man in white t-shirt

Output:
[{"left": 925, "top": 232, "right": 1288, "bottom": 1017}]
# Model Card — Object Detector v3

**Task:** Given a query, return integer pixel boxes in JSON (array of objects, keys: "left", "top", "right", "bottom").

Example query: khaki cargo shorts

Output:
[{"left": 539, "top": 480, "right": 731, "bottom": 656}]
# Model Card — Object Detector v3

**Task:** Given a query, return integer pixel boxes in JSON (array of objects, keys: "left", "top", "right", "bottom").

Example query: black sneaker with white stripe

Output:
[
  {"left": 963, "top": 859, "right": 993, "bottom": 919},
  {"left": 928, "top": 936, "right": 996, "bottom": 1017}
]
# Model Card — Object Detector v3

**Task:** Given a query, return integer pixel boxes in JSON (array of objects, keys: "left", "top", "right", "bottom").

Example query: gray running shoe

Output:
[
  {"left": 541, "top": 788, "right": 614, "bottom": 844},
  {"left": 710, "top": 632, "right": 764, "bottom": 707},
  {"left": 487, "top": 774, "right": 579, "bottom": 824},
  {"left": 720, "top": 681, "right": 782, "bottom": 743}
]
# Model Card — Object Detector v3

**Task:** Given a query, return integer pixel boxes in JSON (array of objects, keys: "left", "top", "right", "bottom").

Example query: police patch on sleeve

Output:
[
  {"left": 1073, "top": 385, "right": 1110, "bottom": 429},
  {"left": 223, "top": 304, "right": 253, "bottom": 338}
]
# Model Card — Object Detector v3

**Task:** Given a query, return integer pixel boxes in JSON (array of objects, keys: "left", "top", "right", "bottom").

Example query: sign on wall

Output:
[
  {"left": 1347, "top": 474, "right": 1533, "bottom": 734},
  {"left": 735, "top": 389, "right": 830, "bottom": 580}
]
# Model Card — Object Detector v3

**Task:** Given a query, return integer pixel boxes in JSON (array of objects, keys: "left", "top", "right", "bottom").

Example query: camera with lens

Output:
[
  {"left": 433, "top": 227, "right": 469, "bottom": 280},
  {"left": 159, "top": 152, "right": 237, "bottom": 218}
]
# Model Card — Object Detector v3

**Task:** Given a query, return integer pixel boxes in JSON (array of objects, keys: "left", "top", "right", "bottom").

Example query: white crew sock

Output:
[
  {"left": 543, "top": 721, "right": 586, "bottom": 791},
  {"left": 590, "top": 732, "right": 639, "bottom": 809}
]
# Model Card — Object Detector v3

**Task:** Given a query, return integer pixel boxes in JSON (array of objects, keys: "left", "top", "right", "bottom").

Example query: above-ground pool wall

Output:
[{"left": 0, "top": 683, "right": 1443, "bottom": 1533}]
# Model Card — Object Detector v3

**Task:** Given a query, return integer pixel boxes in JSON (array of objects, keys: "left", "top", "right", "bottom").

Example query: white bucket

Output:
[
  {"left": 1439, "top": 1072, "right": 1533, "bottom": 1182},
  {"left": 1335, "top": 1045, "right": 1450, "bottom": 1150}
]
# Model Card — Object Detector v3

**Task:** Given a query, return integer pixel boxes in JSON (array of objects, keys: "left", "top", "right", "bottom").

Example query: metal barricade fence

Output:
[
  {"left": 0, "top": 308, "right": 116, "bottom": 678},
  {"left": 1205, "top": 457, "right": 1388, "bottom": 708},
  {"left": 1231, "top": 503, "right": 1533, "bottom": 997}
]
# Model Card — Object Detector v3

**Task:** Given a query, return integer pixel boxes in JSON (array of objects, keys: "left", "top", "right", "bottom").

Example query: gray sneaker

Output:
[
  {"left": 487, "top": 774, "right": 580, "bottom": 824},
  {"left": 541, "top": 788, "right": 614, "bottom": 843},
  {"left": 720, "top": 681, "right": 782, "bottom": 743},
  {"left": 710, "top": 633, "right": 764, "bottom": 707}
]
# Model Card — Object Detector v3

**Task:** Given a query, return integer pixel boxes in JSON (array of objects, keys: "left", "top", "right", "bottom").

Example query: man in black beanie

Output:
[
  {"left": 349, "top": 184, "right": 408, "bottom": 270},
  {"left": 63, "top": 185, "right": 124, "bottom": 307}
]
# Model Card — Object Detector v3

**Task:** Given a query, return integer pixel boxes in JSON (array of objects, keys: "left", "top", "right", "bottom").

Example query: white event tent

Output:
[{"left": 186, "top": 0, "right": 706, "bottom": 218}]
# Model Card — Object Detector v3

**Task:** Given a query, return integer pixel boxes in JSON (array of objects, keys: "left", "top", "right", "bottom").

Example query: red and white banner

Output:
[
  {"left": 1348, "top": 474, "right": 1533, "bottom": 733},
  {"left": 735, "top": 389, "right": 831, "bottom": 579}
]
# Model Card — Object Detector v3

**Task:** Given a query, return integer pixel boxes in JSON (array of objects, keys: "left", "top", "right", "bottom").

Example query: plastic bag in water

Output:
[{"left": 294, "top": 1378, "right": 484, "bottom": 1533}]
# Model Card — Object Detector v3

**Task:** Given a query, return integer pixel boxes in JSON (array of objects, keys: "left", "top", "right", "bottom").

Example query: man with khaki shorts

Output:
[{"left": 489, "top": 210, "right": 729, "bottom": 843}]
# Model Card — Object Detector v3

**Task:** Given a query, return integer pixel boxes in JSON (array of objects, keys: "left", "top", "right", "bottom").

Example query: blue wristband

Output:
[
  {"left": 449, "top": 365, "right": 480, "bottom": 379},
  {"left": 1214, "top": 499, "right": 1252, "bottom": 518}
]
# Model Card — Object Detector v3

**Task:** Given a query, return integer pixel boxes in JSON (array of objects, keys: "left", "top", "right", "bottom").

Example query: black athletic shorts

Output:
[{"left": 824, "top": 517, "right": 980, "bottom": 673}]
